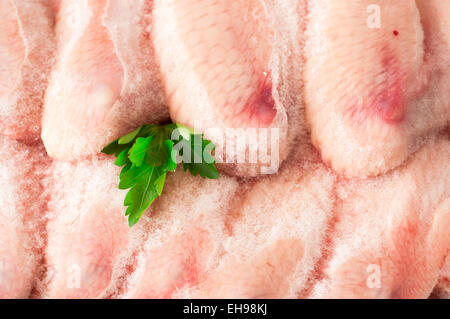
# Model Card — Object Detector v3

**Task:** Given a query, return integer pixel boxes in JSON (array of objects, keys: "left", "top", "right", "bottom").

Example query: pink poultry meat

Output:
[
  {"left": 0, "top": 0, "right": 55, "bottom": 144},
  {"left": 0, "top": 0, "right": 449, "bottom": 299},
  {"left": 41, "top": 0, "right": 168, "bottom": 160}
]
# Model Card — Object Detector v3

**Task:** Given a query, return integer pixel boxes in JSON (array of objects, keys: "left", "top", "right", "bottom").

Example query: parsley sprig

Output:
[{"left": 102, "top": 123, "right": 219, "bottom": 226}]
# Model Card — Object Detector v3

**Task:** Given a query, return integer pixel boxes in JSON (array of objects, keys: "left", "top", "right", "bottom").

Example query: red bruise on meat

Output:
[
  {"left": 0, "top": 0, "right": 55, "bottom": 144},
  {"left": 41, "top": 0, "right": 168, "bottom": 162},
  {"left": 345, "top": 48, "right": 408, "bottom": 125},
  {"left": 234, "top": 72, "right": 277, "bottom": 127}
]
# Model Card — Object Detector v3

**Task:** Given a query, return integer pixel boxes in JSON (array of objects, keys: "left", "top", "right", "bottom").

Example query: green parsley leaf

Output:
[
  {"left": 102, "top": 123, "right": 219, "bottom": 226},
  {"left": 164, "top": 140, "right": 177, "bottom": 172},
  {"left": 174, "top": 133, "right": 219, "bottom": 179},
  {"left": 115, "top": 148, "right": 130, "bottom": 166},
  {"left": 123, "top": 165, "right": 162, "bottom": 226},
  {"left": 102, "top": 140, "right": 128, "bottom": 156},
  {"left": 118, "top": 126, "right": 142, "bottom": 144}
]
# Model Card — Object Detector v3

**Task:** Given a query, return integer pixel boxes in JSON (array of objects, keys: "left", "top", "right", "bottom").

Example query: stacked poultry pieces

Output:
[{"left": 0, "top": 0, "right": 449, "bottom": 298}]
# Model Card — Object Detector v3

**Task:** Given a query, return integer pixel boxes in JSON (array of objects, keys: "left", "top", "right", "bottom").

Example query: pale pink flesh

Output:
[
  {"left": 0, "top": 0, "right": 449, "bottom": 299},
  {"left": 304, "top": 0, "right": 450, "bottom": 178},
  {"left": 25, "top": 135, "right": 448, "bottom": 299},
  {"left": 312, "top": 136, "right": 450, "bottom": 298},
  {"left": 195, "top": 239, "right": 305, "bottom": 298},
  {"left": 154, "top": 0, "right": 275, "bottom": 127},
  {"left": 41, "top": 0, "right": 168, "bottom": 161},
  {"left": 0, "top": 1, "right": 24, "bottom": 97},
  {"left": 0, "top": 0, "right": 55, "bottom": 144},
  {"left": 122, "top": 170, "right": 239, "bottom": 299},
  {"left": 42, "top": 157, "right": 133, "bottom": 298}
]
